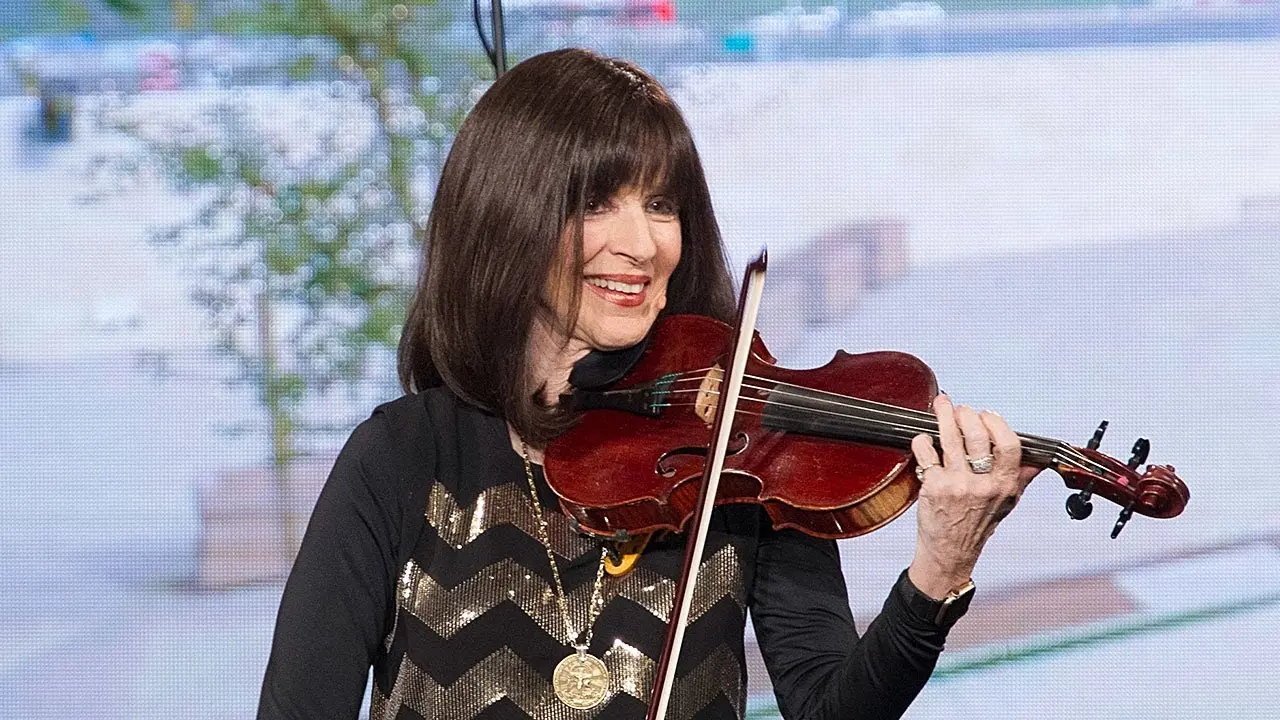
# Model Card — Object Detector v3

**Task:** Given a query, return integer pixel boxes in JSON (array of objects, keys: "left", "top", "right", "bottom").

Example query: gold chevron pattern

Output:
[
  {"left": 425, "top": 481, "right": 597, "bottom": 560},
  {"left": 370, "top": 641, "right": 744, "bottom": 720},
  {"left": 611, "top": 545, "right": 746, "bottom": 624},
  {"left": 398, "top": 544, "right": 745, "bottom": 640}
]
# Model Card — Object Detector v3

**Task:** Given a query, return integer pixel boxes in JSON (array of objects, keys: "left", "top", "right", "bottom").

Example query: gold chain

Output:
[{"left": 521, "top": 441, "right": 608, "bottom": 651}]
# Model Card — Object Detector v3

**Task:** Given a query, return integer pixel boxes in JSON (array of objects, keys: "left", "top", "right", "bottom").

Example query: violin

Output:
[
  {"left": 544, "top": 316, "right": 1188, "bottom": 542},
  {"left": 541, "top": 252, "right": 1188, "bottom": 720}
]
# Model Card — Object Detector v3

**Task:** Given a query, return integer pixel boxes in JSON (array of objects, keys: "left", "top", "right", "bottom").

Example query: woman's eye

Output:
[
  {"left": 585, "top": 199, "right": 606, "bottom": 214},
  {"left": 648, "top": 197, "right": 678, "bottom": 215}
]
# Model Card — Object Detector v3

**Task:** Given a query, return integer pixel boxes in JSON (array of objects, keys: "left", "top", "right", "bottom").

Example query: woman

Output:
[{"left": 258, "top": 48, "right": 1037, "bottom": 720}]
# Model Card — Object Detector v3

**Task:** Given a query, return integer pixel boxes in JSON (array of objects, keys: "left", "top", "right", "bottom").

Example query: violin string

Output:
[
  {"left": 650, "top": 386, "right": 1101, "bottom": 475},
  {"left": 734, "top": 374, "right": 1108, "bottom": 472},
  {"left": 652, "top": 397, "right": 1099, "bottom": 474},
  {"left": 737, "top": 384, "right": 1105, "bottom": 473},
  {"left": 745, "top": 372, "right": 1103, "bottom": 472},
  {"left": 655, "top": 374, "right": 940, "bottom": 430},
  {"left": 593, "top": 367, "right": 718, "bottom": 394},
  {"left": 654, "top": 383, "right": 981, "bottom": 449},
  {"left": 623, "top": 368, "right": 1103, "bottom": 473},
  {"left": 657, "top": 390, "right": 1075, "bottom": 467},
  {"left": 733, "top": 381, "right": 1079, "bottom": 462},
  {"left": 657, "top": 371, "right": 997, "bottom": 439}
]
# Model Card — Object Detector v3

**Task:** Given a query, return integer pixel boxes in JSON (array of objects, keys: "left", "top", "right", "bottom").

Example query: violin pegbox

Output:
[{"left": 1056, "top": 423, "right": 1189, "bottom": 537}]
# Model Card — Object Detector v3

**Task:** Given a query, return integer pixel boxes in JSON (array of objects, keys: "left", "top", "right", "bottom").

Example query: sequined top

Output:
[{"left": 259, "top": 388, "right": 955, "bottom": 720}]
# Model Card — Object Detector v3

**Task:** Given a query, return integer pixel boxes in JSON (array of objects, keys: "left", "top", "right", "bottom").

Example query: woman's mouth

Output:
[{"left": 584, "top": 275, "right": 649, "bottom": 308}]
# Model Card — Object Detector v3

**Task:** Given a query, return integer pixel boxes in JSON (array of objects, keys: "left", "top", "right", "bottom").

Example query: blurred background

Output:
[{"left": 2, "top": 0, "right": 1279, "bottom": 717}]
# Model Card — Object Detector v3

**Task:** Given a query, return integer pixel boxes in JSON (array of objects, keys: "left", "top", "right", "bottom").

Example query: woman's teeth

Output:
[{"left": 586, "top": 277, "right": 644, "bottom": 294}]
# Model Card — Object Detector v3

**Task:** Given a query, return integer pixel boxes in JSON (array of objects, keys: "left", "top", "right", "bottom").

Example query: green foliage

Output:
[
  {"left": 40, "top": 0, "right": 93, "bottom": 32},
  {"left": 102, "top": 0, "right": 147, "bottom": 20},
  {"left": 181, "top": 148, "right": 221, "bottom": 181},
  {"left": 210, "top": 11, "right": 263, "bottom": 34},
  {"left": 94, "top": 0, "right": 480, "bottom": 506}
]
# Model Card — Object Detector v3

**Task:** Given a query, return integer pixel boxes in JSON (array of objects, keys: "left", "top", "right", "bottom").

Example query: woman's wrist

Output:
[{"left": 907, "top": 555, "right": 973, "bottom": 601}]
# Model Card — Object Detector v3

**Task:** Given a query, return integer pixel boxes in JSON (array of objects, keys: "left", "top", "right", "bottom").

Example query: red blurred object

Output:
[{"left": 627, "top": 0, "right": 675, "bottom": 23}]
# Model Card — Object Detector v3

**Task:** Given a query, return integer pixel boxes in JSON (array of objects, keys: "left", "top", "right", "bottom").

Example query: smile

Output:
[
  {"left": 585, "top": 277, "right": 644, "bottom": 294},
  {"left": 583, "top": 275, "right": 650, "bottom": 307}
]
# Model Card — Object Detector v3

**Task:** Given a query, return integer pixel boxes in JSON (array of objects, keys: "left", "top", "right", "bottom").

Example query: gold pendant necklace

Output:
[
  {"left": 552, "top": 648, "right": 610, "bottom": 709},
  {"left": 521, "top": 442, "right": 611, "bottom": 710}
]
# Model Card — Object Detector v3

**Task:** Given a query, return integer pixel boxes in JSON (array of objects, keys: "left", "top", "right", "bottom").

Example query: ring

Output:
[
  {"left": 967, "top": 454, "right": 995, "bottom": 474},
  {"left": 914, "top": 463, "right": 937, "bottom": 481}
]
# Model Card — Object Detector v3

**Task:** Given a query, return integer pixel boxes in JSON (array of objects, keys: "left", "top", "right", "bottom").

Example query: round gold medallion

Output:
[{"left": 552, "top": 651, "right": 611, "bottom": 710}]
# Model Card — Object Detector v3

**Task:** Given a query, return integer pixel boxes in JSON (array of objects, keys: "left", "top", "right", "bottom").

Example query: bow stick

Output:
[{"left": 645, "top": 249, "right": 768, "bottom": 720}]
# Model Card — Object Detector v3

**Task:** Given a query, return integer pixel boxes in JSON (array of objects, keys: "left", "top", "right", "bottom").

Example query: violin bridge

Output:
[{"left": 695, "top": 365, "right": 724, "bottom": 427}]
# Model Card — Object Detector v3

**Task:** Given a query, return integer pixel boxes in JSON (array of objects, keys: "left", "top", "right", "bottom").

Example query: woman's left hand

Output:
[{"left": 907, "top": 394, "right": 1041, "bottom": 600}]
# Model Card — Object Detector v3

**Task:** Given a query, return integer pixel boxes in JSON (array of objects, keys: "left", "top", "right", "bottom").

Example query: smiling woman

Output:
[
  {"left": 396, "top": 48, "right": 735, "bottom": 447},
  {"left": 260, "top": 47, "right": 1039, "bottom": 720}
]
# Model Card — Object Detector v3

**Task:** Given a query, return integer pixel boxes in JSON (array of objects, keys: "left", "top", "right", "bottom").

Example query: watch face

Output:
[
  {"left": 949, "top": 579, "right": 976, "bottom": 599},
  {"left": 934, "top": 580, "right": 975, "bottom": 626}
]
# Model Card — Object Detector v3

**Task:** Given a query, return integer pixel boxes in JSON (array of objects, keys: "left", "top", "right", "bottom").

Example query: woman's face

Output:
[{"left": 547, "top": 186, "right": 683, "bottom": 352}]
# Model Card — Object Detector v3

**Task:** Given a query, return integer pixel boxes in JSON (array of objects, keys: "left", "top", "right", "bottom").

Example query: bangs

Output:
[{"left": 571, "top": 92, "right": 696, "bottom": 213}]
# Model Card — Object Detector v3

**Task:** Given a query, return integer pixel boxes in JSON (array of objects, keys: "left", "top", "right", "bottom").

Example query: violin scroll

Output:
[{"left": 1057, "top": 442, "right": 1189, "bottom": 538}]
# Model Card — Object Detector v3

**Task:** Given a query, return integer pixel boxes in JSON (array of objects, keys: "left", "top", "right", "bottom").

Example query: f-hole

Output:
[{"left": 655, "top": 431, "right": 750, "bottom": 478}]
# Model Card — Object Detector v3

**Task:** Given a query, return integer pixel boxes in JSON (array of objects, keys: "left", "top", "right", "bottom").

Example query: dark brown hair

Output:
[{"left": 397, "top": 48, "right": 736, "bottom": 445}]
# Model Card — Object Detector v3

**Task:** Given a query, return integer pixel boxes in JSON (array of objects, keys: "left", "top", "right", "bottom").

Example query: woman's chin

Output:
[{"left": 580, "top": 321, "right": 653, "bottom": 351}]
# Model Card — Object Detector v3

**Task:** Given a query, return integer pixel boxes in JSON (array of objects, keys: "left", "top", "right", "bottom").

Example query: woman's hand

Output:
[{"left": 907, "top": 394, "right": 1041, "bottom": 600}]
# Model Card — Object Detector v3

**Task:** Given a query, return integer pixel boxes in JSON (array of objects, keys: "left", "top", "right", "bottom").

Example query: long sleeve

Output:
[
  {"left": 257, "top": 410, "right": 409, "bottom": 720},
  {"left": 749, "top": 527, "right": 953, "bottom": 720}
]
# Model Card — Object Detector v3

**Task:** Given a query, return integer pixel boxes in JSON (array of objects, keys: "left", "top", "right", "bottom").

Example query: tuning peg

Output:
[
  {"left": 1111, "top": 501, "right": 1135, "bottom": 538},
  {"left": 1086, "top": 420, "right": 1109, "bottom": 450},
  {"left": 1127, "top": 438, "right": 1150, "bottom": 470},
  {"left": 1066, "top": 481, "right": 1095, "bottom": 520}
]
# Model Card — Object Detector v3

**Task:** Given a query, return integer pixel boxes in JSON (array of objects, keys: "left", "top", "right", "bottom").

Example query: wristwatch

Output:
[{"left": 898, "top": 570, "right": 976, "bottom": 628}]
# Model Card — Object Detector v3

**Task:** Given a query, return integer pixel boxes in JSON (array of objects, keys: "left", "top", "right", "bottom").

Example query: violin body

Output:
[{"left": 545, "top": 314, "right": 939, "bottom": 539}]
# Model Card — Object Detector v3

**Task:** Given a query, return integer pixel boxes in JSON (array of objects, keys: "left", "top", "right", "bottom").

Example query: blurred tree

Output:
[{"left": 91, "top": 0, "right": 484, "bottom": 562}]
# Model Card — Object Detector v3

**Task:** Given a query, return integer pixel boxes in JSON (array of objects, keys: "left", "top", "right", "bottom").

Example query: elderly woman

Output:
[{"left": 258, "top": 48, "right": 1036, "bottom": 720}]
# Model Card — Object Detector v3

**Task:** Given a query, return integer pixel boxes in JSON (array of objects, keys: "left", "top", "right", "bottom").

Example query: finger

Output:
[
  {"left": 953, "top": 405, "right": 992, "bottom": 468},
  {"left": 933, "top": 394, "right": 966, "bottom": 470},
  {"left": 911, "top": 433, "right": 941, "bottom": 476},
  {"left": 982, "top": 410, "right": 1023, "bottom": 480}
]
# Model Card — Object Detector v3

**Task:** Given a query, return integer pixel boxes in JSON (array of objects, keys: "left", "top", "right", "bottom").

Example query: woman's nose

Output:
[{"left": 609, "top": 203, "right": 658, "bottom": 261}]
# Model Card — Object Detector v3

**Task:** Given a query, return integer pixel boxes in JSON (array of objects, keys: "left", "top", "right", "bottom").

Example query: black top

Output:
[{"left": 258, "top": 388, "right": 959, "bottom": 720}]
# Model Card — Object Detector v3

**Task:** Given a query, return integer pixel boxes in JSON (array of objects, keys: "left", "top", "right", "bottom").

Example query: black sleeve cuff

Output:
[{"left": 891, "top": 569, "right": 974, "bottom": 630}]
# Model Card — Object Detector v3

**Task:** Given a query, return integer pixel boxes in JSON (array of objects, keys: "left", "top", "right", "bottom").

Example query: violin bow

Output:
[{"left": 645, "top": 250, "right": 769, "bottom": 720}]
